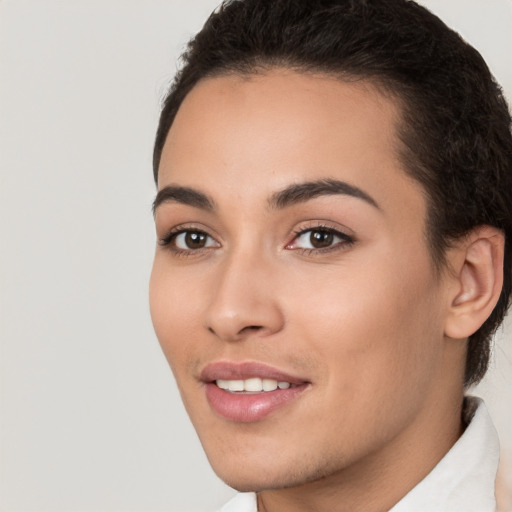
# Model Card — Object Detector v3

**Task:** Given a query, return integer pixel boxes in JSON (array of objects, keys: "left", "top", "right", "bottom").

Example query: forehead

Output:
[
  {"left": 164, "top": 70, "right": 402, "bottom": 167},
  {"left": 158, "top": 69, "right": 424, "bottom": 225}
]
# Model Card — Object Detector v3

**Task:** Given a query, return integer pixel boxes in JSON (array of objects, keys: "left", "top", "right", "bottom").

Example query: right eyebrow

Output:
[{"left": 152, "top": 185, "right": 215, "bottom": 215}]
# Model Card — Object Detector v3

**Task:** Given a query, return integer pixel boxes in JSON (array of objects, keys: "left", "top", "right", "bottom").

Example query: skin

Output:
[{"left": 150, "top": 70, "right": 487, "bottom": 512}]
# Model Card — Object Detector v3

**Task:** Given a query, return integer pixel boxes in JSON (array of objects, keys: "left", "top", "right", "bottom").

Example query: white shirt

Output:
[{"left": 219, "top": 397, "right": 499, "bottom": 512}]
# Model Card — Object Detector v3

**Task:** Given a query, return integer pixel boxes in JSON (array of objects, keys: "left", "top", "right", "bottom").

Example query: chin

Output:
[
  {"left": 215, "top": 470, "right": 295, "bottom": 493},
  {"left": 206, "top": 447, "right": 341, "bottom": 493},
  {"left": 206, "top": 452, "right": 288, "bottom": 491}
]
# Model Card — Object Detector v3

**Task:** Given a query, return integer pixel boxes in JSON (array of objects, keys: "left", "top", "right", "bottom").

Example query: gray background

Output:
[{"left": 1, "top": 1, "right": 511, "bottom": 510}]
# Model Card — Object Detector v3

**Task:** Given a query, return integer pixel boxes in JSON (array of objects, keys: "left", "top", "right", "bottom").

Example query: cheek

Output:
[
  {"left": 286, "top": 249, "right": 443, "bottom": 392},
  {"left": 279, "top": 255, "right": 444, "bottom": 451},
  {"left": 149, "top": 259, "right": 200, "bottom": 374}
]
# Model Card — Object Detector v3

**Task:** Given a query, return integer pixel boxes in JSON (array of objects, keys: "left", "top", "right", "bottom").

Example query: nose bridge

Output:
[{"left": 205, "top": 244, "right": 284, "bottom": 341}]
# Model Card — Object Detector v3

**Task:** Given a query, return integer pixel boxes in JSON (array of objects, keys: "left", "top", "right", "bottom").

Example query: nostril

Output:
[
  {"left": 207, "top": 323, "right": 265, "bottom": 341},
  {"left": 244, "top": 325, "right": 263, "bottom": 332}
]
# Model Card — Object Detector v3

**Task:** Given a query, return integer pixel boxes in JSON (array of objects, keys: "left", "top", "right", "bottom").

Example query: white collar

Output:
[
  {"left": 390, "top": 396, "right": 499, "bottom": 512},
  {"left": 219, "top": 397, "right": 499, "bottom": 512}
]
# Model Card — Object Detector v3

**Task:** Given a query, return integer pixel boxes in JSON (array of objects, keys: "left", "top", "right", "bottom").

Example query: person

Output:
[{"left": 149, "top": 0, "right": 512, "bottom": 510}]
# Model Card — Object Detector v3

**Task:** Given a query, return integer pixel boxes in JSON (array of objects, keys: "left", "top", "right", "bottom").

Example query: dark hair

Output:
[{"left": 153, "top": 0, "right": 512, "bottom": 386}]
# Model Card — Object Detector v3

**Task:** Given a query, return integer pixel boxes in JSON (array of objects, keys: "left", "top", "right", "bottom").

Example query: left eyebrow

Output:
[{"left": 269, "top": 178, "right": 380, "bottom": 210}]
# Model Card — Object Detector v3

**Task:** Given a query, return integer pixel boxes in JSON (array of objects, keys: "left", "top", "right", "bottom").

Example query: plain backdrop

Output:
[{"left": 1, "top": 1, "right": 511, "bottom": 511}]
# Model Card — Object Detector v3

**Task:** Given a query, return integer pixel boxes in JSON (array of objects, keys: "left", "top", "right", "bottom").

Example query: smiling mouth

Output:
[
  {"left": 215, "top": 377, "right": 296, "bottom": 393},
  {"left": 201, "top": 363, "right": 309, "bottom": 422}
]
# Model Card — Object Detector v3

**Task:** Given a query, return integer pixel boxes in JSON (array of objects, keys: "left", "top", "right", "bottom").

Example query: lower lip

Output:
[{"left": 204, "top": 382, "right": 308, "bottom": 422}]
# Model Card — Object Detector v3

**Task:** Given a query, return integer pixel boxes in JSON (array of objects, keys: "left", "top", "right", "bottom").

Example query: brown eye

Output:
[
  {"left": 286, "top": 226, "right": 354, "bottom": 252},
  {"left": 168, "top": 230, "right": 219, "bottom": 251},
  {"left": 184, "top": 231, "right": 208, "bottom": 249},
  {"left": 309, "top": 230, "right": 334, "bottom": 248}
]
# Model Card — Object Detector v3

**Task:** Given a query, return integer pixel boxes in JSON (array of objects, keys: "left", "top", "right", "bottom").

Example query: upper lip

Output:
[{"left": 200, "top": 361, "right": 309, "bottom": 385}]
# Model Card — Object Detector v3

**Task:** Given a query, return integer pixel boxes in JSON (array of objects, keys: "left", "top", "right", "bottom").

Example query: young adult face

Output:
[{"left": 150, "top": 71, "right": 463, "bottom": 496}]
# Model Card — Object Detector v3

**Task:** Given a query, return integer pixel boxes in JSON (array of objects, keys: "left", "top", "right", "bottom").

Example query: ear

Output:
[{"left": 444, "top": 226, "right": 504, "bottom": 339}]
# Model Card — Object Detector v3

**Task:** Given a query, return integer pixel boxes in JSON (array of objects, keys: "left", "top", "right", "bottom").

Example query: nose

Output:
[{"left": 205, "top": 251, "right": 285, "bottom": 342}]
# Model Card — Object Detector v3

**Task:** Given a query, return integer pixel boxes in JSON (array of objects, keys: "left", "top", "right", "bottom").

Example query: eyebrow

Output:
[
  {"left": 269, "top": 178, "right": 380, "bottom": 210},
  {"left": 152, "top": 185, "right": 215, "bottom": 214},
  {"left": 152, "top": 178, "right": 379, "bottom": 215}
]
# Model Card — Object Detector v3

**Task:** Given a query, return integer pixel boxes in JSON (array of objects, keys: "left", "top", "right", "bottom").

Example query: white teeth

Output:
[
  {"left": 245, "top": 378, "right": 263, "bottom": 392},
  {"left": 262, "top": 378, "right": 278, "bottom": 391},
  {"left": 228, "top": 380, "right": 244, "bottom": 392},
  {"left": 215, "top": 378, "right": 294, "bottom": 392},
  {"left": 216, "top": 379, "right": 230, "bottom": 390}
]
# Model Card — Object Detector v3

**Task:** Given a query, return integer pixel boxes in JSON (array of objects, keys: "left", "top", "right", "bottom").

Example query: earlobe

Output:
[{"left": 444, "top": 226, "right": 504, "bottom": 340}]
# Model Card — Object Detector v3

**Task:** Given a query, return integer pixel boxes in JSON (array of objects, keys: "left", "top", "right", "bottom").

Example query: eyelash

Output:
[
  {"left": 159, "top": 225, "right": 217, "bottom": 257},
  {"left": 288, "top": 224, "right": 355, "bottom": 255},
  {"left": 158, "top": 224, "right": 355, "bottom": 257}
]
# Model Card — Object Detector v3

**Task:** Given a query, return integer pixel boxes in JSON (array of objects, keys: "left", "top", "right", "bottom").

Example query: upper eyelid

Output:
[
  {"left": 291, "top": 221, "right": 354, "bottom": 238},
  {"left": 159, "top": 222, "right": 219, "bottom": 239},
  {"left": 294, "top": 225, "right": 345, "bottom": 235}
]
